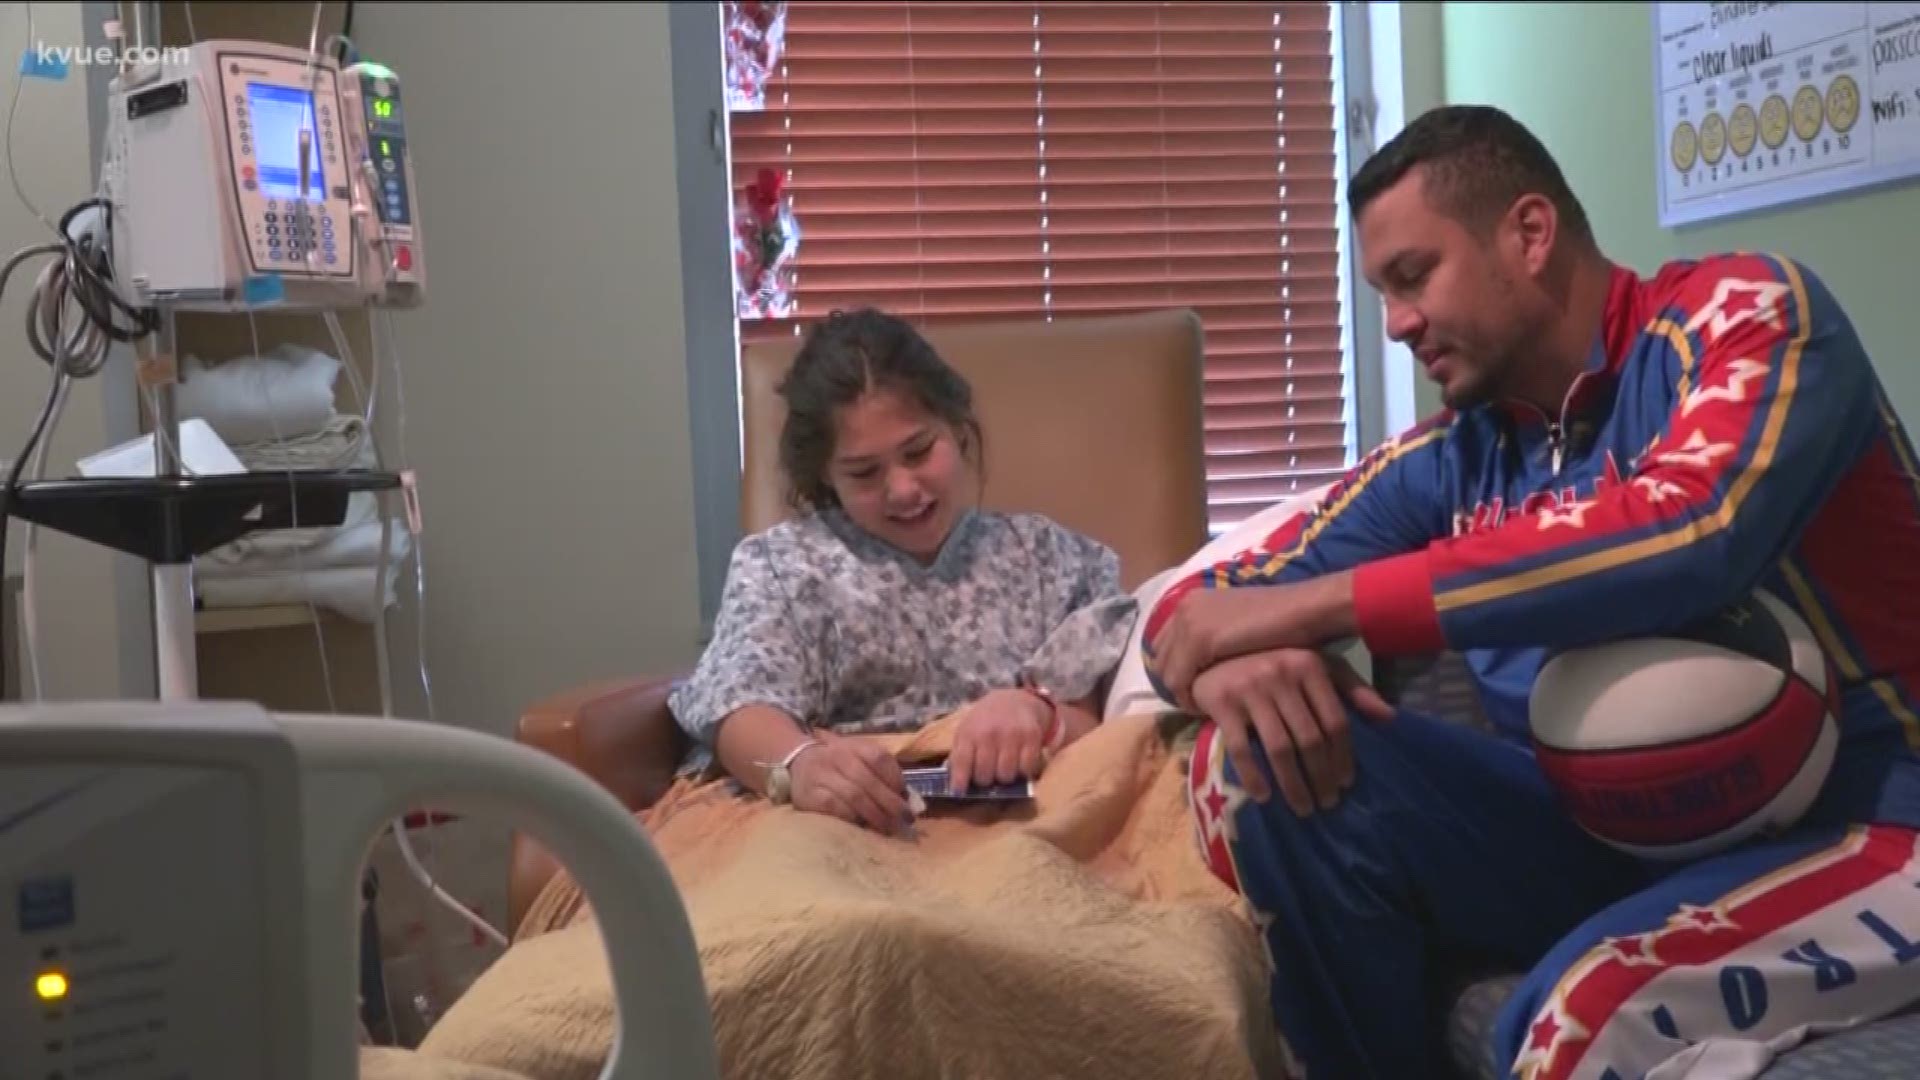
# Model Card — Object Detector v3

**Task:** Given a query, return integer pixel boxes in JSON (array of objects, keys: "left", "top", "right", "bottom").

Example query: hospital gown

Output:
[{"left": 669, "top": 506, "right": 1139, "bottom": 774}]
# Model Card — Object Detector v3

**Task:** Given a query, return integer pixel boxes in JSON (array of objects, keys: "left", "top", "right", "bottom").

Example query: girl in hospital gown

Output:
[{"left": 668, "top": 308, "right": 1137, "bottom": 833}]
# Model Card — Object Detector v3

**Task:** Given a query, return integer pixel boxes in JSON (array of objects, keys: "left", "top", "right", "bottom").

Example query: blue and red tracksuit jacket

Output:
[{"left": 1144, "top": 252, "right": 1920, "bottom": 830}]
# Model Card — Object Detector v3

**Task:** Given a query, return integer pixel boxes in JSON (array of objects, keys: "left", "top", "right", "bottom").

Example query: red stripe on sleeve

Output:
[
  {"left": 1143, "top": 571, "right": 1203, "bottom": 645},
  {"left": 1352, "top": 550, "right": 1444, "bottom": 656}
]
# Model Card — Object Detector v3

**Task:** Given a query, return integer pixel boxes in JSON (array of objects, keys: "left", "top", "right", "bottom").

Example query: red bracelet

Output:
[{"left": 1020, "top": 683, "right": 1064, "bottom": 750}]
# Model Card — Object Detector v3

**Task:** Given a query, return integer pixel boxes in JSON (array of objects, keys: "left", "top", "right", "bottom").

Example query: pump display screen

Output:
[{"left": 246, "top": 83, "right": 325, "bottom": 197}]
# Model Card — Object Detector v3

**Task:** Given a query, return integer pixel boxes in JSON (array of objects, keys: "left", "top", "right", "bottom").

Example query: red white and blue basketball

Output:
[{"left": 1528, "top": 590, "right": 1838, "bottom": 862}]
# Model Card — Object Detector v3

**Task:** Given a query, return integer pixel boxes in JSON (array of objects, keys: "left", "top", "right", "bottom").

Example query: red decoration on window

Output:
[
  {"left": 734, "top": 167, "right": 800, "bottom": 319},
  {"left": 725, "top": 1, "right": 787, "bottom": 112}
]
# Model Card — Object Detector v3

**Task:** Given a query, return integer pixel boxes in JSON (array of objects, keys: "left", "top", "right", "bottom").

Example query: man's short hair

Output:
[{"left": 1349, "top": 104, "right": 1593, "bottom": 245}]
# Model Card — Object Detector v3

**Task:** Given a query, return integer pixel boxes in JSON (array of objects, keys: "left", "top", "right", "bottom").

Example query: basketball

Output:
[{"left": 1528, "top": 590, "right": 1839, "bottom": 862}]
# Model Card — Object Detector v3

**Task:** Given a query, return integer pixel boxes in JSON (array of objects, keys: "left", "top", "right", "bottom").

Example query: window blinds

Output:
[{"left": 730, "top": 1, "right": 1349, "bottom": 529}]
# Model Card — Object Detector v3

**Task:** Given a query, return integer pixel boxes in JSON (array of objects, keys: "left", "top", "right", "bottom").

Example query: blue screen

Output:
[{"left": 247, "top": 83, "right": 325, "bottom": 197}]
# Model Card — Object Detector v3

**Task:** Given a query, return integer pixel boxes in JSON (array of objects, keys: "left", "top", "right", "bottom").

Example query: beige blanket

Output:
[{"left": 372, "top": 709, "right": 1289, "bottom": 1080}]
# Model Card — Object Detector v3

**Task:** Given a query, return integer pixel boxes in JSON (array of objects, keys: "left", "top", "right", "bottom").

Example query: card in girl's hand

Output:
[{"left": 903, "top": 765, "right": 1034, "bottom": 802}]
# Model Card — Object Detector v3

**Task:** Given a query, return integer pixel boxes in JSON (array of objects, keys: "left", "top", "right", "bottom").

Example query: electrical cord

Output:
[
  {"left": 305, "top": 305, "right": 502, "bottom": 952},
  {"left": 0, "top": 217, "right": 154, "bottom": 697},
  {"left": 19, "top": 370, "right": 73, "bottom": 699},
  {"left": 33, "top": 199, "right": 158, "bottom": 358},
  {"left": 5, "top": 2, "right": 53, "bottom": 239},
  {"left": 294, "top": 26, "right": 504, "bottom": 952},
  {"left": 380, "top": 308, "right": 439, "bottom": 732},
  {"left": 272, "top": 26, "right": 507, "bottom": 955},
  {"left": 2, "top": 1, "right": 156, "bottom": 694},
  {"left": 339, "top": 1, "right": 357, "bottom": 64},
  {"left": 2, "top": 355, "right": 64, "bottom": 698},
  {"left": 364, "top": 307, "right": 505, "bottom": 951}
]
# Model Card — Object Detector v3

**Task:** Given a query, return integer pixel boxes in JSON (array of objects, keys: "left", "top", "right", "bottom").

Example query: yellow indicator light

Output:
[{"left": 35, "top": 971, "right": 67, "bottom": 1001}]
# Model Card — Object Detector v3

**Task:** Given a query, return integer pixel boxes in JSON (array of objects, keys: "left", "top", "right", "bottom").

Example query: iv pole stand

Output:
[
  {"left": 147, "top": 309, "right": 197, "bottom": 701},
  {"left": 129, "top": 0, "right": 196, "bottom": 700},
  {"left": 129, "top": 2, "right": 195, "bottom": 702},
  {"left": 3, "top": 7, "right": 400, "bottom": 704}
]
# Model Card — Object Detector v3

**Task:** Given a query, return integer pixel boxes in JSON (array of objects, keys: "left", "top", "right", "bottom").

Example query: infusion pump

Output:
[{"left": 102, "top": 40, "right": 425, "bottom": 312}]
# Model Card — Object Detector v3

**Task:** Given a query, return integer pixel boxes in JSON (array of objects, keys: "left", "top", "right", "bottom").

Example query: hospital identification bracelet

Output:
[{"left": 761, "top": 738, "right": 823, "bottom": 805}]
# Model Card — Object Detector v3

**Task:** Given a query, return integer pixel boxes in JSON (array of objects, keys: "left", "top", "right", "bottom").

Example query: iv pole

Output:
[
  {"left": 131, "top": 3, "right": 195, "bottom": 701},
  {"left": 145, "top": 311, "right": 196, "bottom": 701}
]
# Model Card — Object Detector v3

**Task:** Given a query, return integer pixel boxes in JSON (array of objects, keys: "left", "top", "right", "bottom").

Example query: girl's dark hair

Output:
[{"left": 777, "top": 307, "right": 984, "bottom": 512}]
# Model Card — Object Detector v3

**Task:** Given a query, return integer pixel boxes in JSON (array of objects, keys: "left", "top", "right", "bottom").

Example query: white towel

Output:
[
  {"left": 195, "top": 413, "right": 403, "bottom": 574},
  {"left": 196, "top": 565, "right": 396, "bottom": 624},
  {"left": 200, "top": 515, "right": 412, "bottom": 575},
  {"left": 232, "top": 413, "right": 370, "bottom": 472},
  {"left": 175, "top": 344, "right": 342, "bottom": 446}
]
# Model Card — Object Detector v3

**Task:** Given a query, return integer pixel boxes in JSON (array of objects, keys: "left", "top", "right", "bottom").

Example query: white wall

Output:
[
  {"left": 353, "top": 2, "right": 705, "bottom": 736},
  {"left": 0, "top": 2, "right": 126, "bottom": 699}
]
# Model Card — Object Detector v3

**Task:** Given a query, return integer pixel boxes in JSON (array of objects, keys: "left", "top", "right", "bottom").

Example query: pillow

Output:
[{"left": 1100, "top": 484, "right": 1336, "bottom": 719}]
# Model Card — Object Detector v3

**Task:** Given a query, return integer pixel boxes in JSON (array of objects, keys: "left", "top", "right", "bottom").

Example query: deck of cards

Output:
[{"left": 902, "top": 764, "right": 1034, "bottom": 813}]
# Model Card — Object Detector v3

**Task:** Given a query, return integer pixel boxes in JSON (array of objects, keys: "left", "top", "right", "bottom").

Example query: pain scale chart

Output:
[{"left": 1655, "top": 2, "right": 1920, "bottom": 226}]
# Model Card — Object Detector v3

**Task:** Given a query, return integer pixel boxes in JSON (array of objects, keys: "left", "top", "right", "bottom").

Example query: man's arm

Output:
[
  {"left": 1350, "top": 253, "right": 1878, "bottom": 658},
  {"left": 1140, "top": 410, "right": 1454, "bottom": 698}
]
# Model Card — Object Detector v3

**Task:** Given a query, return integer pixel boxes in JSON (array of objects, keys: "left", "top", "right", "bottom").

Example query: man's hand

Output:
[
  {"left": 1151, "top": 573, "right": 1358, "bottom": 711},
  {"left": 948, "top": 688, "right": 1051, "bottom": 793},
  {"left": 1191, "top": 647, "right": 1394, "bottom": 817}
]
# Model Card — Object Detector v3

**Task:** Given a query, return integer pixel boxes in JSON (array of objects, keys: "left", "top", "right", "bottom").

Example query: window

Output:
[{"left": 724, "top": 0, "right": 1355, "bottom": 533}]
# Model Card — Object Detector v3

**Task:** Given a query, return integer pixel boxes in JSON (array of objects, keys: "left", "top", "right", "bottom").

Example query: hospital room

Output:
[{"left": 4, "top": 0, "right": 1920, "bottom": 1076}]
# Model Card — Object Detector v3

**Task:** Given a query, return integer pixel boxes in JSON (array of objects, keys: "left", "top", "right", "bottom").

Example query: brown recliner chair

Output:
[{"left": 507, "top": 308, "right": 1210, "bottom": 930}]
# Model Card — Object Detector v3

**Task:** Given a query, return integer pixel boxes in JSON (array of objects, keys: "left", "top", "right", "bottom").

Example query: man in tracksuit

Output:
[{"left": 1144, "top": 104, "right": 1920, "bottom": 1079}]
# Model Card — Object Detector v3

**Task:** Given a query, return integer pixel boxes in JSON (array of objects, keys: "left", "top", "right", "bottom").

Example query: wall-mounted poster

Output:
[{"left": 1654, "top": 2, "right": 1920, "bottom": 226}]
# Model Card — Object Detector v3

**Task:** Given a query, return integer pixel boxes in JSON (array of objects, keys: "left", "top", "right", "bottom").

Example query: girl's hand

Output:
[
  {"left": 948, "top": 689, "right": 1053, "bottom": 793},
  {"left": 788, "top": 737, "right": 910, "bottom": 834}
]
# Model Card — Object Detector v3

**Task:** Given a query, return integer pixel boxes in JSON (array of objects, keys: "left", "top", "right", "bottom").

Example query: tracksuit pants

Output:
[{"left": 1186, "top": 707, "right": 1920, "bottom": 1079}]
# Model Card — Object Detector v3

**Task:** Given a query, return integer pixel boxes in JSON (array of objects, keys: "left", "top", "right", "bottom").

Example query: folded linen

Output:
[
  {"left": 175, "top": 344, "right": 342, "bottom": 446},
  {"left": 196, "top": 414, "right": 399, "bottom": 572},
  {"left": 196, "top": 564, "right": 397, "bottom": 624},
  {"left": 231, "top": 412, "right": 370, "bottom": 472},
  {"left": 199, "top": 516, "right": 412, "bottom": 576}
]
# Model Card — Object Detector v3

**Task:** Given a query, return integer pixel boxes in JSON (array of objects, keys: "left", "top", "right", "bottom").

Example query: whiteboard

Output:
[{"left": 1653, "top": 2, "right": 1920, "bottom": 227}]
